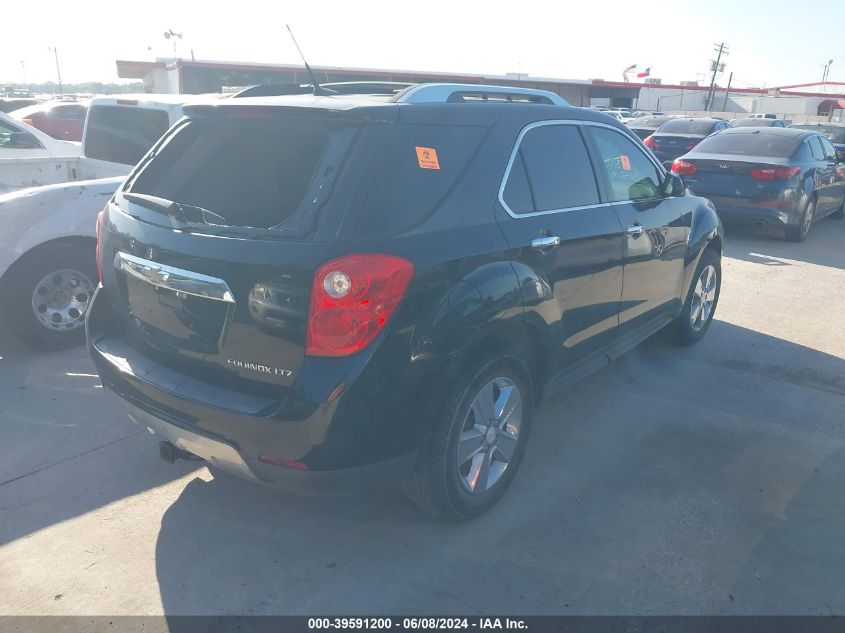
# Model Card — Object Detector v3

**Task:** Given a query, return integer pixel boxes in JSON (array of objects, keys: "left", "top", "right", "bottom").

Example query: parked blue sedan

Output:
[
  {"left": 790, "top": 122, "right": 845, "bottom": 162},
  {"left": 671, "top": 127, "right": 845, "bottom": 241}
]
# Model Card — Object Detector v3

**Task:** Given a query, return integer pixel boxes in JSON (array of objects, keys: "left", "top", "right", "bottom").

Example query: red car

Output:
[{"left": 12, "top": 101, "right": 88, "bottom": 142}]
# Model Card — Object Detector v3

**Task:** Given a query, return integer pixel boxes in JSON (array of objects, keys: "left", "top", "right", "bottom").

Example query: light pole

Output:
[
  {"left": 47, "top": 47, "right": 63, "bottom": 96},
  {"left": 164, "top": 29, "right": 183, "bottom": 58},
  {"left": 822, "top": 59, "right": 834, "bottom": 85},
  {"left": 20, "top": 60, "right": 27, "bottom": 93}
]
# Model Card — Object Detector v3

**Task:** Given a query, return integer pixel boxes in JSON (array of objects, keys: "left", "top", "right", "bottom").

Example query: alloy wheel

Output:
[
  {"left": 801, "top": 201, "right": 814, "bottom": 237},
  {"left": 690, "top": 264, "right": 717, "bottom": 332},
  {"left": 456, "top": 377, "right": 523, "bottom": 494}
]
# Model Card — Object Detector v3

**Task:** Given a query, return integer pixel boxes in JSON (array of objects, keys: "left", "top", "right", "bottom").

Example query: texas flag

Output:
[{"left": 637, "top": 67, "right": 652, "bottom": 78}]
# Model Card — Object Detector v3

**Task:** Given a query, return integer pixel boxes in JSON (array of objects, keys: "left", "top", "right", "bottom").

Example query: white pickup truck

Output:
[
  {"left": 0, "top": 95, "right": 191, "bottom": 349},
  {"left": 0, "top": 111, "right": 81, "bottom": 193}
]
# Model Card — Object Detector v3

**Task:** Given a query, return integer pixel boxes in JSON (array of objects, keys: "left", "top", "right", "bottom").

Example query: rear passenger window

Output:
[
  {"left": 819, "top": 136, "right": 836, "bottom": 161},
  {"left": 501, "top": 152, "right": 534, "bottom": 214},
  {"left": 54, "top": 105, "right": 86, "bottom": 120},
  {"left": 588, "top": 127, "right": 662, "bottom": 202},
  {"left": 503, "top": 125, "right": 599, "bottom": 214},
  {"left": 357, "top": 123, "right": 487, "bottom": 236},
  {"left": 808, "top": 136, "right": 825, "bottom": 161}
]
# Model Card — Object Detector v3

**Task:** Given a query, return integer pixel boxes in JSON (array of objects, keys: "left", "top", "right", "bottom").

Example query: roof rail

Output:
[{"left": 392, "top": 83, "right": 569, "bottom": 106}]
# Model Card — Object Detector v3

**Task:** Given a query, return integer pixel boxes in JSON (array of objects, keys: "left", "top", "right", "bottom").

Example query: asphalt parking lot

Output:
[{"left": 1, "top": 220, "right": 844, "bottom": 616}]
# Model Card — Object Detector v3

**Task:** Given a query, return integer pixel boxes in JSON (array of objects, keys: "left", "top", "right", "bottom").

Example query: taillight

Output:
[
  {"left": 643, "top": 135, "right": 655, "bottom": 149},
  {"left": 750, "top": 166, "right": 801, "bottom": 181},
  {"left": 685, "top": 142, "right": 698, "bottom": 150},
  {"left": 306, "top": 254, "right": 415, "bottom": 357},
  {"left": 95, "top": 210, "right": 104, "bottom": 285},
  {"left": 672, "top": 159, "right": 698, "bottom": 175}
]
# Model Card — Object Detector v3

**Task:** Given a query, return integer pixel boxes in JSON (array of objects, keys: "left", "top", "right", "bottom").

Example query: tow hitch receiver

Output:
[{"left": 159, "top": 441, "right": 200, "bottom": 463}]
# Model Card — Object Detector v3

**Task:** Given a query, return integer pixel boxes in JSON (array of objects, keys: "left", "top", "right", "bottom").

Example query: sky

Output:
[{"left": 2, "top": 0, "right": 843, "bottom": 88}]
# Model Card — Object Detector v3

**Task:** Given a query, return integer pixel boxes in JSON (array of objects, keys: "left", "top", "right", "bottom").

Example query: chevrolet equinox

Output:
[{"left": 87, "top": 83, "right": 724, "bottom": 519}]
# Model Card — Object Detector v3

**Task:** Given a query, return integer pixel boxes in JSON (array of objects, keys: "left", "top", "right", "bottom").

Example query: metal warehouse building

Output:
[{"left": 116, "top": 58, "right": 845, "bottom": 120}]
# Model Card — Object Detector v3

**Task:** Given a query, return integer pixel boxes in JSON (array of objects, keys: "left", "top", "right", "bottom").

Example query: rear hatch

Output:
[
  {"left": 98, "top": 104, "right": 376, "bottom": 395},
  {"left": 681, "top": 154, "right": 797, "bottom": 200},
  {"left": 651, "top": 133, "right": 705, "bottom": 161}
]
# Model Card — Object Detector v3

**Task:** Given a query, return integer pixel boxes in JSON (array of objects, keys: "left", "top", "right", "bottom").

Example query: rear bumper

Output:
[
  {"left": 701, "top": 196, "right": 802, "bottom": 227},
  {"left": 86, "top": 288, "right": 425, "bottom": 493},
  {"left": 652, "top": 151, "right": 686, "bottom": 167},
  {"left": 124, "top": 400, "right": 417, "bottom": 494}
]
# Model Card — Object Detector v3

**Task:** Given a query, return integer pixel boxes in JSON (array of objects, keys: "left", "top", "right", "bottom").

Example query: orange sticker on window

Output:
[
  {"left": 415, "top": 146, "right": 441, "bottom": 170},
  {"left": 620, "top": 155, "right": 632, "bottom": 170}
]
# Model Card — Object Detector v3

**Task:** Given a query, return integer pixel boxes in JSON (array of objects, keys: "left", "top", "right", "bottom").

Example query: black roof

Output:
[{"left": 183, "top": 94, "right": 636, "bottom": 136}]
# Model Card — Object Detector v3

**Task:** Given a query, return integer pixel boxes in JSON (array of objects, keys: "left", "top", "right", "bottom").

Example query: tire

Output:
[
  {"left": 785, "top": 198, "right": 816, "bottom": 242},
  {"left": 1, "top": 243, "right": 97, "bottom": 350},
  {"left": 672, "top": 247, "right": 721, "bottom": 346},
  {"left": 404, "top": 355, "right": 533, "bottom": 520}
]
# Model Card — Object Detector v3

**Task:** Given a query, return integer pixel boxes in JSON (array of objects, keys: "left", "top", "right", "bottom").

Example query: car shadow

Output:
[
  {"left": 154, "top": 320, "right": 845, "bottom": 615},
  {"left": 723, "top": 217, "right": 845, "bottom": 270},
  {"left": 0, "top": 323, "right": 202, "bottom": 547}
]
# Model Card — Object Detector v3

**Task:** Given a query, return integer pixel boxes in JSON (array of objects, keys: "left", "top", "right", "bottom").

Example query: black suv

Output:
[{"left": 88, "top": 83, "right": 723, "bottom": 519}]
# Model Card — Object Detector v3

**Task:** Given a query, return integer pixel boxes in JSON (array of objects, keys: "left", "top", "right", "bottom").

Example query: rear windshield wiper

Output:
[{"left": 121, "top": 192, "right": 229, "bottom": 225}]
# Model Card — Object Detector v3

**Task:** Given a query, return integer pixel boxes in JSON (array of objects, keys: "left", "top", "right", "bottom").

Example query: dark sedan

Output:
[
  {"left": 731, "top": 118, "right": 788, "bottom": 128},
  {"left": 644, "top": 117, "right": 730, "bottom": 167},
  {"left": 672, "top": 127, "right": 845, "bottom": 241},
  {"left": 627, "top": 115, "right": 675, "bottom": 140},
  {"left": 790, "top": 122, "right": 845, "bottom": 161}
]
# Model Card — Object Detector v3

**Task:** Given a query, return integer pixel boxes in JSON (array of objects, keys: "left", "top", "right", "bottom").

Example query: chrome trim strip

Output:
[
  {"left": 497, "top": 119, "right": 668, "bottom": 219},
  {"left": 116, "top": 252, "right": 236, "bottom": 303}
]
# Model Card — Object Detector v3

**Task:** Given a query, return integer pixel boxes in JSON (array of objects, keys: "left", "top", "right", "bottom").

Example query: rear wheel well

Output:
[
  {"left": 1, "top": 236, "right": 95, "bottom": 280},
  {"left": 0, "top": 237, "right": 96, "bottom": 295},
  {"left": 459, "top": 323, "right": 546, "bottom": 401},
  {"left": 706, "top": 235, "right": 722, "bottom": 256}
]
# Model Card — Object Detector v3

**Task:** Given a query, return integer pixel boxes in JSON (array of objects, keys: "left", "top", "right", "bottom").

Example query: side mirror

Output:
[
  {"left": 8, "top": 132, "right": 42, "bottom": 149},
  {"left": 663, "top": 173, "right": 686, "bottom": 197}
]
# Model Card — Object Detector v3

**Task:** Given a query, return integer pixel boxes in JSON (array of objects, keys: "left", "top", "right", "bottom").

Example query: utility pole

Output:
[
  {"left": 822, "top": 59, "right": 833, "bottom": 85},
  {"left": 721, "top": 72, "right": 733, "bottom": 112},
  {"left": 48, "top": 47, "right": 63, "bottom": 96},
  {"left": 705, "top": 42, "right": 729, "bottom": 111}
]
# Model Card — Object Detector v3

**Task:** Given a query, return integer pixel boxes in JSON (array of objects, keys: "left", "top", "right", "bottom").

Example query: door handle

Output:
[
  {"left": 531, "top": 235, "right": 561, "bottom": 251},
  {"left": 626, "top": 224, "right": 645, "bottom": 237}
]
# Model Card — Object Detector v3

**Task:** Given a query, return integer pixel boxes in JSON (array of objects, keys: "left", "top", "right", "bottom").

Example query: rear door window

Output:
[
  {"left": 53, "top": 104, "right": 86, "bottom": 120},
  {"left": 588, "top": 127, "right": 662, "bottom": 202},
  {"left": 819, "top": 136, "right": 837, "bottom": 161},
  {"left": 127, "top": 113, "right": 361, "bottom": 232},
  {"left": 502, "top": 124, "right": 599, "bottom": 214},
  {"left": 808, "top": 136, "right": 825, "bottom": 161},
  {"left": 84, "top": 105, "right": 170, "bottom": 165}
]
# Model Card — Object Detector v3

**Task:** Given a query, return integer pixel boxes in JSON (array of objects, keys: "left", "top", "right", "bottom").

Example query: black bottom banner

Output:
[{"left": 1, "top": 616, "right": 844, "bottom": 633}]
